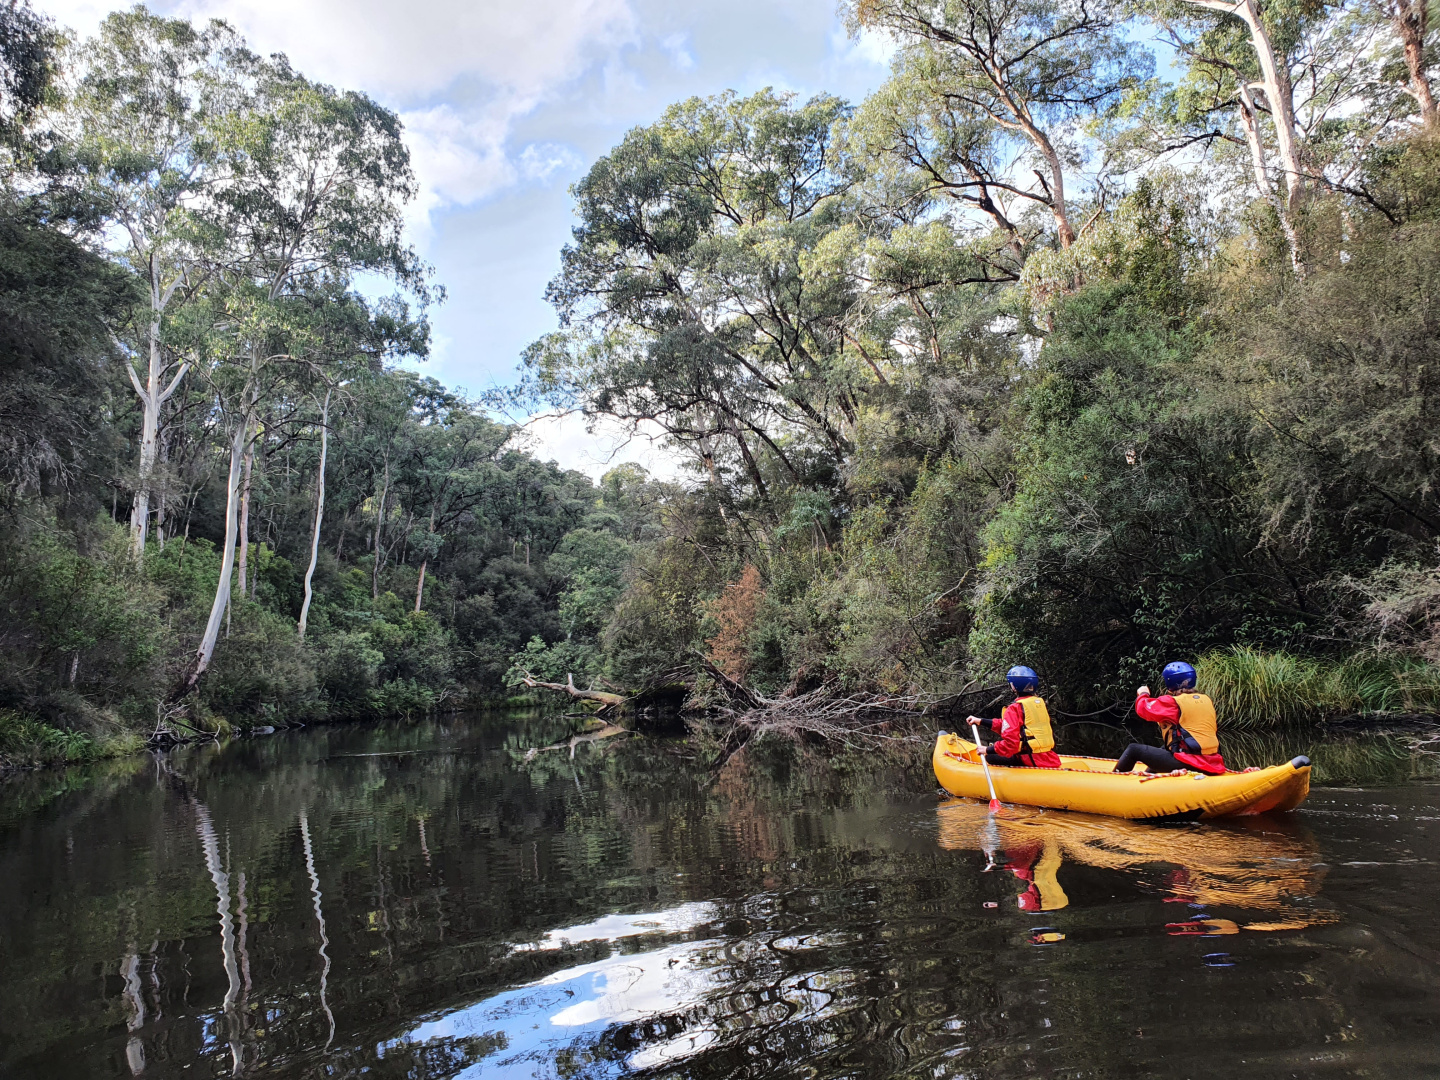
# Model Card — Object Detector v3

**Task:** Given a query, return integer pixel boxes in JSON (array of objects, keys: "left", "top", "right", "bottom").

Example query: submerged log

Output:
[{"left": 518, "top": 659, "right": 1007, "bottom": 768}]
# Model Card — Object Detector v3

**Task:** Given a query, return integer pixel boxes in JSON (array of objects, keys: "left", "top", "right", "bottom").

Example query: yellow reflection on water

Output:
[{"left": 937, "top": 799, "right": 1335, "bottom": 929}]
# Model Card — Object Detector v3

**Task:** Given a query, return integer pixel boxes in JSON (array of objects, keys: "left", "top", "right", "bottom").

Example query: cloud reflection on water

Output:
[{"left": 382, "top": 901, "right": 728, "bottom": 1074}]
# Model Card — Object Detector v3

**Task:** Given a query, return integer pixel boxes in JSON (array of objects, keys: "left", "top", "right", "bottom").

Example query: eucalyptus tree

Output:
[
  {"left": 399, "top": 405, "right": 511, "bottom": 613},
  {"left": 1129, "top": 0, "right": 1431, "bottom": 271},
  {"left": 176, "top": 52, "right": 429, "bottom": 698},
  {"left": 288, "top": 289, "right": 427, "bottom": 637},
  {"left": 61, "top": 10, "right": 247, "bottom": 557},
  {"left": 1382, "top": 0, "right": 1436, "bottom": 127},
  {"left": 846, "top": 0, "right": 1152, "bottom": 253},
  {"left": 0, "top": 1, "right": 139, "bottom": 496},
  {"left": 529, "top": 89, "right": 869, "bottom": 506}
]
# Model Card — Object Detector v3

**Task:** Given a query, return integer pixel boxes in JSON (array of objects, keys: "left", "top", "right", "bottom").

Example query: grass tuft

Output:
[
  {"left": 1196, "top": 646, "right": 1440, "bottom": 728},
  {"left": 0, "top": 709, "right": 101, "bottom": 768}
]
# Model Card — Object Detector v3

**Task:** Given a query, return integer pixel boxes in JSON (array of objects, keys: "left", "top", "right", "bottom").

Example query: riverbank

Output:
[{"left": 0, "top": 692, "right": 539, "bottom": 774}]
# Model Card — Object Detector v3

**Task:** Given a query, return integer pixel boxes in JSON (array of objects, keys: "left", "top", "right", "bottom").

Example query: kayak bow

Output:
[{"left": 932, "top": 731, "right": 1311, "bottom": 820}]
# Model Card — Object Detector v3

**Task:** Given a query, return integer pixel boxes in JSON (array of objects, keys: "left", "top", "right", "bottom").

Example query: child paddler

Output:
[
  {"left": 966, "top": 665, "right": 1061, "bottom": 769},
  {"left": 1113, "top": 661, "right": 1227, "bottom": 775}
]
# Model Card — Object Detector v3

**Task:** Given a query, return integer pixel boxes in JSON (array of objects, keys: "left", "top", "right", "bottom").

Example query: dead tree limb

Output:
[{"left": 518, "top": 671, "right": 628, "bottom": 708}]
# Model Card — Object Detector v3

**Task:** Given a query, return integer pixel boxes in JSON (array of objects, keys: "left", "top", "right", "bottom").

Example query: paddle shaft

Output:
[{"left": 969, "top": 721, "right": 1002, "bottom": 810}]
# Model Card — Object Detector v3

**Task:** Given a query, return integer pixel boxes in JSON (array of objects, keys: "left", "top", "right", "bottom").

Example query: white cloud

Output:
[
  {"left": 828, "top": 23, "right": 896, "bottom": 71},
  {"left": 518, "top": 142, "right": 584, "bottom": 183},
  {"left": 517, "top": 411, "right": 685, "bottom": 482},
  {"left": 173, "top": 0, "right": 638, "bottom": 102},
  {"left": 40, "top": 0, "right": 638, "bottom": 235},
  {"left": 660, "top": 32, "right": 695, "bottom": 71}
]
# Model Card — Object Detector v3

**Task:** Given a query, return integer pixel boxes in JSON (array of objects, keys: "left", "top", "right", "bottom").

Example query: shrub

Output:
[
  {"left": 704, "top": 565, "right": 763, "bottom": 681},
  {"left": 0, "top": 708, "right": 98, "bottom": 767},
  {"left": 200, "top": 602, "right": 318, "bottom": 721}
]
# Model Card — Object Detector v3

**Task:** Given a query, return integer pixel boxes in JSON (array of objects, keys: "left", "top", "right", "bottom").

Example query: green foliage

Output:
[
  {"left": 0, "top": 709, "right": 98, "bottom": 768},
  {"left": 504, "top": 636, "right": 602, "bottom": 687},
  {"left": 6, "top": 0, "right": 1440, "bottom": 760},
  {"left": 0, "top": 514, "right": 167, "bottom": 717},
  {"left": 1197, "top": 645, "right": 1440, "bottom": 727}
]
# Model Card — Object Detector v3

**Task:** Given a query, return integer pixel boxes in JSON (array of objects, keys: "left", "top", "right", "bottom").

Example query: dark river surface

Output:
[{"left": 2, "top": 712, "right": 1439, "bottom": 1079}]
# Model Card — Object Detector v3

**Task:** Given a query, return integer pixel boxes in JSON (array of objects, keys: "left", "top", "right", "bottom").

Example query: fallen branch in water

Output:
[
  {"left": 517, "top": 658, "right": 1007, "bottom": 767},
  {"left": 702, "top": 659, "right": 1007, "bottom": 770},
  {"left": 517, "top": 671, "right": 627, "bottom": 710}
]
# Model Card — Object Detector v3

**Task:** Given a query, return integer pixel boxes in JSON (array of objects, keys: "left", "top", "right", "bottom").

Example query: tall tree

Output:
[
  {"left": 1380, "top": 0, "right": 1436, "bottom": 128},
  {"left": 847, "top": 0, "right": 1151, "bottom": 250},
  {"left": 176, "top": 52, "right": 429, "bottom": 697},
  {"left": 529, "top": 89, "right": 866, "bottom": 503},
  {"left": 399, "top": 406, "right": 510, "bottom": 612},
  {"left": 1133, "top": 0, "right": 1418, "bottom": 271},
  {"left": 61, "top": 10, "right": 245, "bottom": 557}
]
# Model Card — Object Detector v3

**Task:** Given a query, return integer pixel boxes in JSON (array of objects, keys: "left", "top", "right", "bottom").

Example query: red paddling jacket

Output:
[
  {"left": 985, "top": 695, "right": 1062, "bottom": 768},
  {"left": 1135, "top": 691, "right": 1226, "bottom": 774}
]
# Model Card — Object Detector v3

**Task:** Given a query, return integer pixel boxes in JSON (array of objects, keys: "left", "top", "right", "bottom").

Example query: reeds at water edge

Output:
[{"left": 1196, "top": 646, "right": 1440, "bottom": 728}]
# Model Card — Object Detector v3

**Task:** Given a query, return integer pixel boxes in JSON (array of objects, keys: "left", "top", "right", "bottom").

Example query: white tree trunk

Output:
[
  {"left": 1187, "top": 0, "right": 1304, "bottom": 203},
  {"left": 414, "top": 505, "right": 436, "bottom": 613},
  {"left": 126, "top": 267, "right": 189, "bottom": 561},
  {"left": 177, "top": 400, "right": 250, "bottom": 696},
  {"left": 371, "top": 459, "right": 389, "bottom": 600},
  {"left": 1236, "top": 83, "right": 1304, "bottom": 276},
  {"left": 128, "top": 319, "right": 162, "bottom": 559},
  {"left": 236, "top": 420, "right": 254, "bottom": 600},
  {"left": 298, "top": 389, "right": 331, "bottom": 640}
]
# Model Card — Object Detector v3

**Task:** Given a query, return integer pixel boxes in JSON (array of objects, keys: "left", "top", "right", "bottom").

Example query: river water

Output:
[{"left": 1, "top": 712, "right": 1438, "bottom": 1079}]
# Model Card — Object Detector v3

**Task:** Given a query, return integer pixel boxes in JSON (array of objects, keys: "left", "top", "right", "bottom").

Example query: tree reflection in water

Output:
[{"left": 0, "top": 713, "right": 1436, "bottom": 1079}]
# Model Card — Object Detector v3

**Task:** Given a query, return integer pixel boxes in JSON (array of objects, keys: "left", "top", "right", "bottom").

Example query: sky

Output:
[{"left": 39, "top": 0, "right": 897, "bottom": 478}]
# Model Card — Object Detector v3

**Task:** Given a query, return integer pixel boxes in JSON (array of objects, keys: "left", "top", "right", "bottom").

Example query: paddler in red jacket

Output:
[
  {"left": 1114, "top": 661, "right": 1226, "bottom": 775},
  {"left": 966, "top": 665, "right": 1062, "bottom": 768}
]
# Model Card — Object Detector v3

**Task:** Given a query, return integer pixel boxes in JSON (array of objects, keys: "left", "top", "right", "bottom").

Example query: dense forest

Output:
[{"left": 2, "top": 0, "right": 1438, "bottom": 764}]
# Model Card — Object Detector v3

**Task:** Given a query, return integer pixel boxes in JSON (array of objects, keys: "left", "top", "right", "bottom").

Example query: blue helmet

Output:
[
  {"left": 1007, "top": 665, "right": 1039, "bottom": 694},
  {"left": 1162, "top": 661, "right": 1197, "bottom": 692}
]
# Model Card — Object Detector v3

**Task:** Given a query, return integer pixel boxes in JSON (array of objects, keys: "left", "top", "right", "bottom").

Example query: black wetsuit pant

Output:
[
  {"left": 984, "top": 750, "right": 1033, "bottom": 768},
  {"left": 1114, "top": 744, "right": 1194, "bottom": 773}
]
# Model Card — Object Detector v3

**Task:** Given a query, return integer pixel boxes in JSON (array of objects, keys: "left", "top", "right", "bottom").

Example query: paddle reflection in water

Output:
[{"left": 937, "top": 798, "right": 1335, "bottom": 932}]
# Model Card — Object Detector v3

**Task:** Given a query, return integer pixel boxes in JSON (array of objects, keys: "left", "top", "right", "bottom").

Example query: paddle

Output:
[{"left": 969, "top": 720, "right": 1003, "bottom": 813}]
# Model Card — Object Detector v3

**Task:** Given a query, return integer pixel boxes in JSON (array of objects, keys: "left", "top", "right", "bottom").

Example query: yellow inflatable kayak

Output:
[{"left": 933, "top": 731, "right": 1311, "bottom": 820}]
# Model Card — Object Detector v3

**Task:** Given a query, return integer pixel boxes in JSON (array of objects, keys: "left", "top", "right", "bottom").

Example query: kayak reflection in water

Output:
[
  {"left": 938, "top": 800, "right": 1336, "bottom": 930},
  {"left": 967, "top": 664, "right": 1062, "bottom": 768},
  {"left": 1114, "top": 660, "right": 1228, "bottom": 776}
]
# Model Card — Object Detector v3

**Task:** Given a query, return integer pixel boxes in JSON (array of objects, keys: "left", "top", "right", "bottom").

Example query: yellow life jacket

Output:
[
  {"left": 1017, "top": 695, "right": 1055, "bottom": 755},
  {"left": 1162, "top": 693, "right": 1220, "bottom": 756}
]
